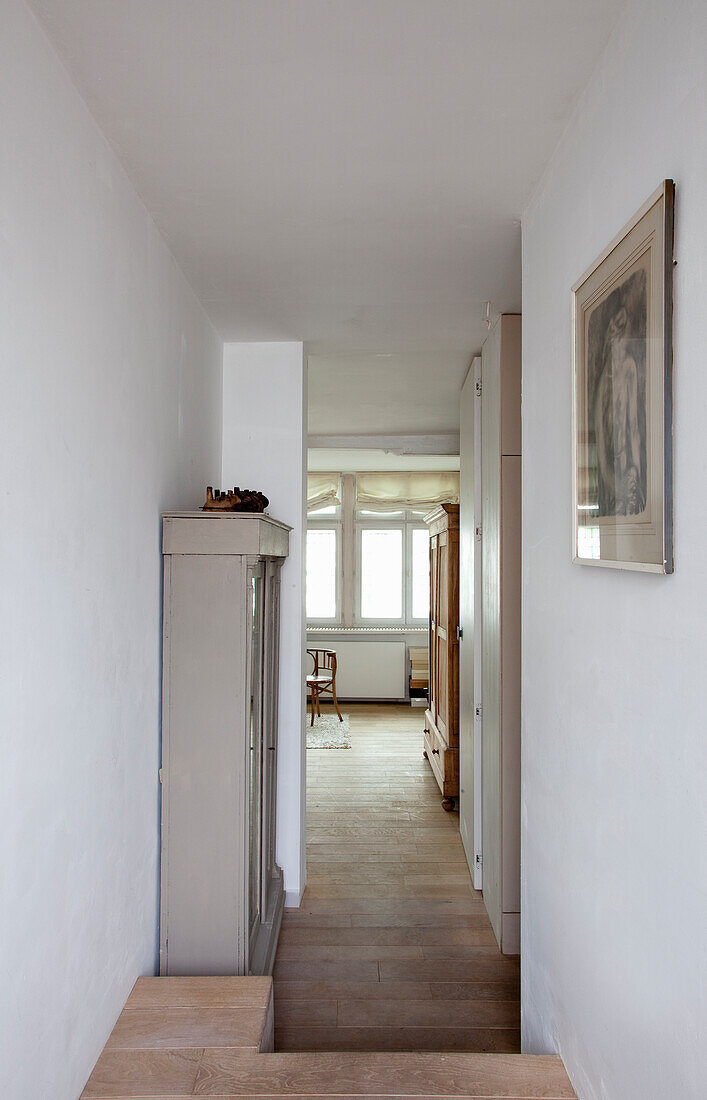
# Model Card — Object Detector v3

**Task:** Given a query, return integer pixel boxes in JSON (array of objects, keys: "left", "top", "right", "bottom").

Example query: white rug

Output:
[{"left": 306, "top": 713, "right": 351, "bottom": 749}]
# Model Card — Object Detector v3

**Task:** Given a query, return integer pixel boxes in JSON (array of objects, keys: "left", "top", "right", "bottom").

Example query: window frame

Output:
[
  {"left": 408, "top": 523, "right": 432, "bottom": 624},
  {"left": 355, "top": 521, "right": 406, "bottom": 625},
  {"left": 305, "top": 513, "right": 342, "bottom": 625},
  {"left": 306, "top": 478, "right": 432, "bottom": 630},
  {"left": 352, "top": 507, "right": 430, "bottom": 628}
]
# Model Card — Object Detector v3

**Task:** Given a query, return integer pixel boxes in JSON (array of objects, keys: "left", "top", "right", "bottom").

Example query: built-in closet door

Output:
[
  {"left": 480, "top": 314, "right": 521, "bottom": 955},
  {"left": 481, "top": 325, "right": 502, "bottom": 944},
  {"left": 459, "top": 357, "right": 482, "bottom": 887}
]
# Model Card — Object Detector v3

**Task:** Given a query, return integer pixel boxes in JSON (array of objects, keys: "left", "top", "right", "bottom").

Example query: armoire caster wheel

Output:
[{"left": 441, "top": 797, "right": 456, "bottom": 812}]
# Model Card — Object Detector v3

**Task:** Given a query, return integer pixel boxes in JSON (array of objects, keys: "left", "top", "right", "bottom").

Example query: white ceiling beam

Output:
[{"left": 308, "top": 433, "right": 460, "bottom": 455}]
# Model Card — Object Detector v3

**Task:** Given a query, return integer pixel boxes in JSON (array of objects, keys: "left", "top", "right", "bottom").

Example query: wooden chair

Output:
[{"left": 306, "top": 648, "right": 343, "bottom": 726}]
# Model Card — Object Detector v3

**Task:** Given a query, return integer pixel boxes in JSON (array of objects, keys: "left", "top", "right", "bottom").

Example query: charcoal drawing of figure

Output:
[{"left": 587, "top": 265, "right": 648, "bottom": 517}]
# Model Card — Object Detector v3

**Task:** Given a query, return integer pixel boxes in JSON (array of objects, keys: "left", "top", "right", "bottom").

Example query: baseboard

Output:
[
  {"left": 284, "top": 887, "right": 303, "bottom": 908},
  {"left": 336, "top": 697, "right": 408, "bottom": 704}
]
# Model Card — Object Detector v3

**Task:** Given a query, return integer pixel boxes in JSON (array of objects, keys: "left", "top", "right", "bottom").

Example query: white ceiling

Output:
[
  {"left": 31, "top": 0, "right": 622, "bottom": 433},
  {"left": 308, "top": 350, "right": 472, "bottom": 434}
]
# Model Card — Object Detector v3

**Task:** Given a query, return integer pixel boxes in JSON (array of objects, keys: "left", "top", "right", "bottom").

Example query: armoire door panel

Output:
[
  {"left": 422, "top": 505, "right": 460, "bottom": 807},
  {"left": 261, "top": 564, "right": 281, "bottom": 922},
  {"left": 430, "top": 538, "right": 439, "bottom": 621},
  {"left": 438, "top": 538, "right": 449, "bottom": 630},
  {"left": 161, "top": 553, "right": 246, "bottom": 976},
  {"left": 428, "top": 536, "right": 438, "bottom": 719},
  {"left": 436, "top": 638, "right": 449, "bottom": 739},
  {"left": 247, "top": 563, "right": 265, "bottom": 951}
]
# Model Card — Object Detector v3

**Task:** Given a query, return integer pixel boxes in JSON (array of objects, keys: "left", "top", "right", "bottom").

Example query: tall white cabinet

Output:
[
  {"left": 159, "top": 511, "right": 290, "bottom": 977},
  {"left": 480, "top": 314, "right": 522, "bottom": 954},
  {"left": 459, "top": 315, "right": 521, "bottom": 955}
]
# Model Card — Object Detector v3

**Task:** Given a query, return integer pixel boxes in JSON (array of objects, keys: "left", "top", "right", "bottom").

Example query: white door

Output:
[
  {"left": 472, "top": 355, "right": 483, "bottom": 890},
  {"left": 459, "top": 357, "right": 482, "bottom": 889}
]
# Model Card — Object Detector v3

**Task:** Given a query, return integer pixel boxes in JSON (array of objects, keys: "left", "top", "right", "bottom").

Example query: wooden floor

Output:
[{"left": 273, "top": 703, "right": 521, "bottom": 1053}]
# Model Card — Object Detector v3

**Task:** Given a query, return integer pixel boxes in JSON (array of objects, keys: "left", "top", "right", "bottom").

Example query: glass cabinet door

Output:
[
  {"left": 248, "top": 563, "right": 265, "bottom": 946},
  {"left": 260, "top": 563, "right": 281, "bottom": 918}
]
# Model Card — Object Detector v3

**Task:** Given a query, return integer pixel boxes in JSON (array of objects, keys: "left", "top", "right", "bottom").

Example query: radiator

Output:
[{"left": 307, "top": 639, "right": 407, "bottom": 700}]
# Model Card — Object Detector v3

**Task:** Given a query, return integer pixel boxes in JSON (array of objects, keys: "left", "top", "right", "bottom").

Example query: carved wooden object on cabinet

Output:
[
  {"left": 423, "top": 503, "right": 460, "bottom": 810},
  {"left": 159, "top": 511, "right": 290, "bottom": 978}
]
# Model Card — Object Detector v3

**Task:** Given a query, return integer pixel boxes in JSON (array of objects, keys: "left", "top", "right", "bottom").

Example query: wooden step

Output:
[{"left": 80, "top": 976, "right": 576, "bottom": 1100}]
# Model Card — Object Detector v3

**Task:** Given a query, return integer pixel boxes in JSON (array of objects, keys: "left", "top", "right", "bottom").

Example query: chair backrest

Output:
[{"left": 307, "top": 648, "right": 337, "bottom": 676}]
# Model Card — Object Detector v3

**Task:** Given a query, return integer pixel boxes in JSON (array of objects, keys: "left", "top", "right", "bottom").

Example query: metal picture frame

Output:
[{"left": 571, "top": 179, "right": 675, "bottom": 573}]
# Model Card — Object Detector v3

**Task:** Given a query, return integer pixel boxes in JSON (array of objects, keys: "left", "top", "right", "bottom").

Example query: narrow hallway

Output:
[{"left": 273, "top": 704, "right": 520, "bottom": 1052}]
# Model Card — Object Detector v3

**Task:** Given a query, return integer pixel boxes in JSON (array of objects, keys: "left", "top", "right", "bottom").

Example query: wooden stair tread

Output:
[
  {"left": 105, "top": 1006, "right": 270, "bottom": 1051},
  {"left": 197, "top": 1050, "right": 576, "bottom": 1097},
  {"left": 81, "top": 978, "right": 575, "bottom": 1100},
  {"left": 83, "top": 1048, "right": 576, "bottom": 1098},
  {"left": 125, "top": 976, "right": 274, "bottom": 1010}
]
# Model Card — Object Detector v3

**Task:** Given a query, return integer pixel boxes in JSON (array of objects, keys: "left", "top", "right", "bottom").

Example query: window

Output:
[
  {"left": 577, "top": 525, "right": 600, "bottom": 560},
  {"left": 354, "top": 508, "right": 429, "bottom": 627},
  {"left": 360, "top": 528, "right": 403, "bottom": 619},
  {"left": 411, "top": 527, "right": 430, "bottom": 620},
  {"left": 306, "top": 474, "right": 441, "bottom": 629},
  {"left": 306, "top": 528, "right": 338, "bottom": 619}
]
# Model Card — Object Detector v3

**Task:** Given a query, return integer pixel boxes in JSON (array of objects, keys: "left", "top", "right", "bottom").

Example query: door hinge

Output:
[
  {"left": 475, "top": 853, "right": 483, "bottom": 868},
  {"left": 158, "top": 768, "right": 164, "bottom": 784},
  {"left": 456, "top": 626, "right": 463, "bottom": 641},
  {"left": 475, "top": 523, "right": 482, "bottom": 541},
  {"left": 475, "top": 705, "right": 482, "bottom": 719},
  {"left": 475, "top": 377, "right": 482, "bottom": 397}
]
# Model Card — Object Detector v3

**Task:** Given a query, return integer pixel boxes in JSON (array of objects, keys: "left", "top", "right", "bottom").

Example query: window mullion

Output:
[
  {"left": 342, "top": 474, "right": 355, "bottom": 627},
  {"left": 404, "top": 521, "right": 411, "bottom": 626}
]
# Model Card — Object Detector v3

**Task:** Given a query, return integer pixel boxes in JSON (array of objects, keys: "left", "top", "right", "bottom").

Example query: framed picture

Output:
[{"left": 572, "top": 180, "right": 675, "bottom": 573}]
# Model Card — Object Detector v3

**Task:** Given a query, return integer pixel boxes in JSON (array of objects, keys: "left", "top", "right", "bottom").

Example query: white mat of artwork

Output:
[{"left": 306, "top": 713, "right": 351, "bottom": 749}]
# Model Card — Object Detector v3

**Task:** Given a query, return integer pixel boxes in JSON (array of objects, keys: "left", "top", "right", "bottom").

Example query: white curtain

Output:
[
  {"left": 307, "top": 472, "right": 341, "bottom": 510},
  {"left": 355, "top": 471, "right": 459, "bottom": 509}
]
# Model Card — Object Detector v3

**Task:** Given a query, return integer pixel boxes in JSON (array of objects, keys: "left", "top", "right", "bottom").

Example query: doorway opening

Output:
[{"left": 273, "top": 698, "right": 520, "bottom": 1051}]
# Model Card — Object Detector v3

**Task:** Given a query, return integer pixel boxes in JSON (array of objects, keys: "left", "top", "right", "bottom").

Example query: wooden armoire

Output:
[
  {"left": 159, "top": 511, "right": 290, "bottom": 977},
  {"left": 423, "top": 503, "right": 460, "bottom": 810}
]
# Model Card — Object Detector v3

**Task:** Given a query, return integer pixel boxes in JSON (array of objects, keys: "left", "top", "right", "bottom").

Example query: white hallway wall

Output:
[
  {"left": 0, "top": 3, "right": 222, "bottom": 1098},
  {"left": 222, "top": 342, "right": 307, "bottom": 906},
  {"left": 522, "top": 1, "right": 707, "bottom": 1098}
]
